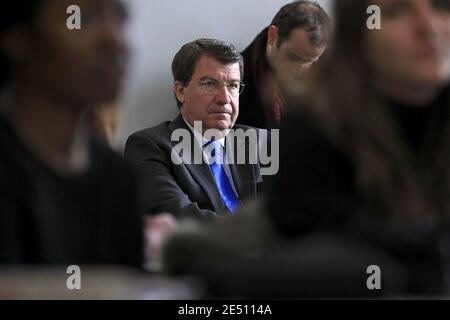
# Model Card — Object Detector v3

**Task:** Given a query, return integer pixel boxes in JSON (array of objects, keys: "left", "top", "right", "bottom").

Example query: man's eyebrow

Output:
[
  {"left": 291, "top": 48, "right": 324, "bottom": 63},
  {"left": 198, "top": 76, "right": 240, "bottom": 83},
  {"left": 199, "top": 76, "right": 218, "bottom": 81},
  {"left": 288, "top": 51, "right": 312, "bottom": 62}
]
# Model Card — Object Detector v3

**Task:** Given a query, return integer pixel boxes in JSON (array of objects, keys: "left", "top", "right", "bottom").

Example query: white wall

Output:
[{"left": 118, "top": 0, "right": 331, "bottom": 148}]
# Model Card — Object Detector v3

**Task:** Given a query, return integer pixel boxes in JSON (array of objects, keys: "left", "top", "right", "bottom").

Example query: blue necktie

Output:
[{"left": 203, "top": 140, "right": 240, "bottom": 213}]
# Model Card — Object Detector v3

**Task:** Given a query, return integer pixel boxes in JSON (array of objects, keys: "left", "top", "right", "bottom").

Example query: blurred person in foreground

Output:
[
  {"left": 267, "top": 0, "right": 450, "bottom": 295},
  {"left": 0, "top": 0, "right": 143, "bottom": 265},
  {"left": 162, "top": 0, "right": 450, "bottom": 297}
]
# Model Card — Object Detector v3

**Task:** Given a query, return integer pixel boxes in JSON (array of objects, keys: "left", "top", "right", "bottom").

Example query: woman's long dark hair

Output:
[{"left": 287, "top": 0, "right": 450, "bottom": 220}]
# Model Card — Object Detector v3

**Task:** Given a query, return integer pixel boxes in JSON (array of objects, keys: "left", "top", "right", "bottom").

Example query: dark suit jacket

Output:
[{"left": 124, "top": 115, "right": 264, "bottom": 219}]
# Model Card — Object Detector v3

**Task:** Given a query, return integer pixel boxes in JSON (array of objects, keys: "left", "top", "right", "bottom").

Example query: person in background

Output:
[
  {"left": 237, "top": 0, "right": 330, "bottom": 129},
  {"left": 0, "top": 0, "right": 143, "bottom": 265}
]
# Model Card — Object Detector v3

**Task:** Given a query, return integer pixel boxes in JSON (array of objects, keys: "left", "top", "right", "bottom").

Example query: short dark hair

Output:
[
  {"left": 271, "top": 0, "right": 331, "bottom": 48},
  {"left": 171, "top": 38, "right": 244, "bottom": 108},
  {"left": 0, "top": 1, "right": 44, "bottom": 89}
]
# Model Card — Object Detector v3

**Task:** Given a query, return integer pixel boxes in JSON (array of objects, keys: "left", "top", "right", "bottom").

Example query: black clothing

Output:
[
  {"left": 0, "top": 114, "right": 143, "bottom": 265},
  {"left": 388, "top": 89, "right": 449, "bottom": 155},
  {"left": 267, "top": 88, "right": 450, "bottom": 294}
]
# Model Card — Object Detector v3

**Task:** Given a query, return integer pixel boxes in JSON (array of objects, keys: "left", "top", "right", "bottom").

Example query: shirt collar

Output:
[{"left": 182, "top": 117, "right": 225, "bottom": 148}]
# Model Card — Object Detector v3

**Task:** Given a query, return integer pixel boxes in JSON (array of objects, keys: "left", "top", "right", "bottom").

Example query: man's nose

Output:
[{"left": 214, "top": 84, "right": 232, "bottom": 105}]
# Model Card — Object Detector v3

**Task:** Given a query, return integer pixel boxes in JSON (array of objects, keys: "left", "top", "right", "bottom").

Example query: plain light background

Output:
[{"left": 118, "top": 0, "right": 331, "bottom": 149}]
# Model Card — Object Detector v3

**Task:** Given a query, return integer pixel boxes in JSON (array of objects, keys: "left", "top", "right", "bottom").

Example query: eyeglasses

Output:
[{"left": 195, "top": 78, "right": 245, "bottom": 97}]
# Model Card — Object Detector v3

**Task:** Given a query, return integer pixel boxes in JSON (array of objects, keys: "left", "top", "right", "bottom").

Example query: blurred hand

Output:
[{"left": 144, "top": 213, "right": 178, "bottom": 269}]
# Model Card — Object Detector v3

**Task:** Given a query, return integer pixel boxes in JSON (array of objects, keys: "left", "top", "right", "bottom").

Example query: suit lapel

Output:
[
  {"left": 226, "top": 132, "right": 257, "bottom": 200},
  {"left": 168, "top": 115, "right": 227, "bottom": 213}
]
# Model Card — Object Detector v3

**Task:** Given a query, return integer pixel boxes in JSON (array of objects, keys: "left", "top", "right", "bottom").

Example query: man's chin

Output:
[
  {"left": 204, "top": 121, "right": 232, "bottom": 139},
  {"left": 211, "top": 119, "right": 233, "bottom": 129}
]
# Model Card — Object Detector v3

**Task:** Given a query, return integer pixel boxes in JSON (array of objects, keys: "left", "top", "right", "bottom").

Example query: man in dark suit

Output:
[
  {"left": 238, "top": 0, "right": 330, "bottom": 129},
  {"left": 125, "top": 39, "right": 266, "bottom": 219}
]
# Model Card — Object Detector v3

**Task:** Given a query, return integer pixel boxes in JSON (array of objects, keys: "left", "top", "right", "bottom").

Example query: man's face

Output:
[
  {"left": 175, "top": 55, "right": 241, "bottom": 136},
  {"left": 366, "top": 0, "right": 450, "bottom": 89},
  {"left": 266, "top": 26, "right": 326, "bottom": 85},
  {"left": 20, "top": 0, "right": 129, "bottom": 107}
]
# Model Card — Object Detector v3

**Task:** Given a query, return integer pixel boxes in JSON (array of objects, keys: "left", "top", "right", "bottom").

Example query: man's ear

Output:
[
  {"left": 174, "top": 81, "right": 186, "bottom": 105},
  {"left": 266, "top": 25, "right": 279, "bottom": 49},
  {"left": 0, "top": 26, "right": 32, "bottom": 63}
]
